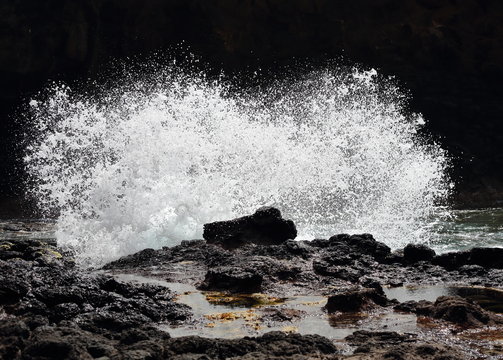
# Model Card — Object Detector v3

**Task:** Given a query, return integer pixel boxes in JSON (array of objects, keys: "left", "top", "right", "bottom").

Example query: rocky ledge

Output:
[{"left": 1, "top": 208, "right": 503, "bottom": 359}]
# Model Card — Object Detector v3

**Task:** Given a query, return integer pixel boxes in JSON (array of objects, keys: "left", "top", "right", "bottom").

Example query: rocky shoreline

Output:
[{"left": 1, "top": 208, "right": 503, "bottom": 359}]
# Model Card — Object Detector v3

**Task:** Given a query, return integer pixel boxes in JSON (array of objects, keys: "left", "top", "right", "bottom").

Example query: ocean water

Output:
[
  {"left": 24, "top": 66, "right": 454, "bottom": 266},
  {"left": 3, "top": 208, "right": 502, "bottom": 254},
  {"left": 429, "top": 208, "right": 503, "bottom": 253}
]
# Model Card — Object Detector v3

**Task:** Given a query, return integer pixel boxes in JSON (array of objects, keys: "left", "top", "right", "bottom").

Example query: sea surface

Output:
[{"left": 1, "top": 208, "right": 502, "bottom": 258}]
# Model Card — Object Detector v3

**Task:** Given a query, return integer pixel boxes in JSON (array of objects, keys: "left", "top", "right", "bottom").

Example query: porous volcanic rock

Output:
[
  {"left": 394, "top": 295, "right": 503, "bottom": 327},
  {"left": 403, "top": 243, "right": 436, "bottom": 263},
  {"left": 345, "top": 330, "right": 464, "bottom": 360},
  {"left": 199, "top": 265, "right": 263, "bottom": 293},
  {"left": 433, "top": 247, "right": 503, "bottom": 270},
  {"left": 325, "top": 287, "right": 391, "bottom": 313},
  {"left": 203, "top": 207, "right": 297, "bottom": 249}
]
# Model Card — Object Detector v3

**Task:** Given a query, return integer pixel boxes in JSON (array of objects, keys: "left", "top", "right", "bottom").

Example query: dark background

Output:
[{"left": 2, "top": 0, "right": 503, "bottom": 217}]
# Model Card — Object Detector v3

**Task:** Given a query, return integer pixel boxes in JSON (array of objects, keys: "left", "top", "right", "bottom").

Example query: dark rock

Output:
[
  {"left": 433, "top": 248, "right": 503, "bottom": 270},
  {"left": 394, "top": 300, "right": 434, "bottom": 315},
  {"left": 359, "top": 277, "right": 384, "bottom": 292},
  {"left": 199, "top": 266, "right": 263, "bottom": 293},
  {"left": 120, "top": 325, "right": 170, "bottom": 345},
  {"left": 387, "top": 279, "right": 404, "bottom": 288},
  {"left": 22, "top": 326, "right": 118, "bottom": 360},
  {"left": 328, "top": 233, "right": 391, "bottom": 262},
  {"left": 283, "top": 239, "right": 313, "bottom": 259},
  {"left": 430, "top": 295, "right": 503, "bottom": 327},
  {"left": 344, "top": 330, "right": 463, "bottom": 360},
  {"left": 203, "top": 207, "right": 297, "bottom": 249},
  {"left": 0, "top": 277, "right": 29, "bottom": 305},
  {"left": 261, "top": 308, "right": 305, "bottom": 322},
  {"left": 468, "top": 247, "right": 503, "bottom": 269},
  {"left": 165, "top": 331, "right": 338, "bottom": 358},
  {"left": 50, "top": 303, "right": 81, "bottom": 322},
  {"left": 458, "top": 264, "right": 487, "bottom": 276},
  {"left": 313, "top": 261, "right": 362, "bottom": 282},
  {"left": 325, "top": 287, "right": 390, "bottom": 313},
  {"left": 0, "top": 319, "right": 30, "bottom": 359},
  {"left": 77, "top": 310, "right": 153, "bottom": 335},
  {"left": 432, "top": 251, "right": 470, "bottom": 270},
  {"left": 395, "top": 296, "right": 503, "bottom": 327},
  {"left": 33, "top": 286, "right": 86, "bottom": 307},
  {"left": 246, "top": 241, "right": 312, "bottom": 260},
  {"left": 345, "top": 330, "right": 414, "bottom": 346},
  {"left": 403, "top": 244, "right": 436, "bottom": 263}
]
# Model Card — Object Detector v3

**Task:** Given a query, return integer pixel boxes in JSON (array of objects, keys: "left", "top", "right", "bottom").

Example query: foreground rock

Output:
[
  {"left": 0, "top": 238, "right": 191, "bottom": 359},
  {"left": 433, "top": 247, "right": 503, "bottom": 270},
  {"left": 0, "top": 317, "right": 340, "bottom": 360},
  {"left": 203, "top": 207, "right": 297, "bottom": 249},
  {"left": 344, "top": 331, "right": 465, "bottom": 360},
  {"left": 403, "top": 243, "right": 436, "bottom": 264},
  {"left": 1, "top": 209, "right": 500, "bottom": 359},
  {"left": 325, "top": 287, "right": 392, "bottom": 313},
  {"left": 395, "top": 295, "right": 503, "bottom": 327}
]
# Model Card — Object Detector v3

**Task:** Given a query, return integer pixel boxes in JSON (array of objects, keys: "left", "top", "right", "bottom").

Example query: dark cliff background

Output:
[{"left": 1, "top": 0, "right": 503, "bottom": 217}]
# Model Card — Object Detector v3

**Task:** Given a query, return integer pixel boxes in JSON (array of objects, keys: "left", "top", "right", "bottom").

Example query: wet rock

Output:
[
  {"left": 325, "top": 287, "right": 390, "bottom": 313},
  {"left": 165, "top": 331, "right": 338, "bottom": 359},
  {"left": 22, "top": 325, "right": 119, "bottom": 360},
  {"left": 0, "top": 275, "right": 30, "bottom": 305},
  {"left": 394, "top": 300, "right": 434, "bottom": 315},
  {"left": 403, "top": 244, "right": 436, "bottom": 263},
  {"left": 203, "top": 207, "right": 297, "bottom": 249},
  {"left": 246, "top": 240, "right": 312, "bottom": 260},
  {"left": 327, "top": 233, "right": 391, "bottom": 262},
  {"left": 0, "top": 260, "right": 31, "bottom": 304},
  {"left": 0, "top": 319, "right": 30, "bottom": 360},
  {"left": 345, "top": 331, "right": 465, "bottom": 359},
  {"left": 433, "top": 247, "right": 503, "bottom": 270},
  {"left": 199, "top": 266, "right": 263, "bottom": 293},
  {"left": 395, "top": 295, "right": 503, "bottom": 327},
  {"left": 468, "top": 247, "right": 503, "bottom": 269},
  {"left": 76, "top": 310, "right": 155, "bottom": 336},
  {"left": 359, "top": 277, "right": 385, "bottom": 292},
  {"left": 432, "top": 251, "right": 470, "bottom": 270},
  {"left": 120, "top": 325, "right": 170, "bottom": 345},
  {"left": 313, "top": 261, "right": 362, "bottom": 282},
  {"left": 458, "top": 264, "right": 487, "bottom": 276},
  {"left": 261, "top": 308, "right": 305, "bottom": 322},
  {"left": 430, "top": 295, "right": 503, "bottom": 327},
  {"left": 345, "top": 330, "right": 415, "bottom": 346}
]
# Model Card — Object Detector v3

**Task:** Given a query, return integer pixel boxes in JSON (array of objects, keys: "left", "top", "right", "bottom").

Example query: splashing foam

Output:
[{"left": 25, "top": 67, "right": 451, "bottom": 267}]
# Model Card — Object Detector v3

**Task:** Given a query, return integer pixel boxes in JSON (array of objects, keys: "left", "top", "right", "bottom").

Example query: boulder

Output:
[
  {"left": 433, "top": 247, "right": 503, "bottom": 270},
  {"left": 432, "top": 251, "right": 470, "bottom": 270},
  {"left": 198, "top": 266, "right": 263, "bottom": 293},
  {"left": 325, "top": 287, "right": 390, "bottom": 313},
  {"left": 403, "top": 244, "right": 436, "bottom": 263},
  {"left": 203, "top": 207, "right": 297, "bottom": 249},
  {"left": 395, "top": 295, "right": 503, "bottom": 327},
  {"left": 430, "top": 296, "right": 502, "bottom": 327},
  {"left": 468, "top": 247, "right": 503, "bottom": 269}
]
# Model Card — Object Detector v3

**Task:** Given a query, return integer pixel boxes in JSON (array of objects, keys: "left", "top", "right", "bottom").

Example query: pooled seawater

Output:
[
  {"left": 112, "top": 273, "right": 419, "bottom": 340},
  {"left": 112, "top": 273, "right": 503, "bottom": 359}
]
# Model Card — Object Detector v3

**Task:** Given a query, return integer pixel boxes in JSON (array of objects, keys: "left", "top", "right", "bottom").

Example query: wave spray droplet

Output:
[{"left": 25, "top": 66, "right": 451, "bottom": 267}]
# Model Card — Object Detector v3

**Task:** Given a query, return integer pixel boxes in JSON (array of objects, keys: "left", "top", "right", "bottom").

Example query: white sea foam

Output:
[{"left": 25, "top": 66, "right": 451, "bottom": 266}]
